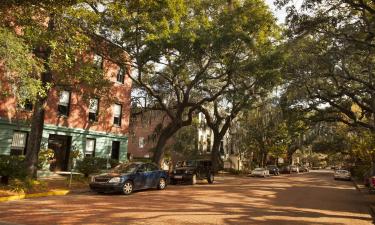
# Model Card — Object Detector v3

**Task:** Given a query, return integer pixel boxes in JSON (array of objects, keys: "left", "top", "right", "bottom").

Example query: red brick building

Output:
[
  {"left": 128, "top": 110, "right": 170, "bottom": 159},
  {"left": 0, "top": 54, "right": 132, "bottom": 171}
]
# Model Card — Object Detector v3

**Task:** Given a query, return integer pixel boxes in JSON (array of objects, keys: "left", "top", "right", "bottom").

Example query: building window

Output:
[
  {"left": 206, "top": 136, "right": 211, "bottom": 152},
  {"left": 10, "top": 131, "right": 28, "bottom": 155},
  {"left": 113, "top": 104, "right": 122, "bottom": 126},
  {"left": 117, "top": 67, "right": 125, "bottom": 84},
  {"left": 85, "top": 139, "right": 96, "bottom": 157},
  {"left": 88, "top": 98, "right": 99, "bottom": 122},
  {"left": 58, "top": 91, "right": 71, "bottom": 116},
  {"left": 93, "top": 54, "right": 103, "bottom": 68},
  {"left": 139, "top": 137, "right": 144, "bottom": 148}
]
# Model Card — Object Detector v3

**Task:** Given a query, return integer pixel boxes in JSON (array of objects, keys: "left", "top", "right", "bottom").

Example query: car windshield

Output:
[
  {"left": 254, "top": 168, "right": 263, "bottom": 171},
  {"left": 111, "top": 163, "right": 139, "bottom": 174},
  {"left": 336, "top": 170, "right": 349, "bottom": 174},
  {"left": 176, "top": 160, "right": 196, "bottom": 168},
  {"left": 186, "top": 160, "right": 197, "bottom": 167}
]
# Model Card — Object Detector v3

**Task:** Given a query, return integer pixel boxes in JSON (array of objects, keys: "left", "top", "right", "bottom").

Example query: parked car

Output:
[
  {"left": 290, "top": 165, "right": 299, "bottom": 173},
  {"left": 266, "top": 165, "right": 280, "bottom": 175},
  {"left": 89, "top": 162, "right": 169, "bottom": 195},
  {"left": 280, "top": 165, "right": 292, "bottom": 174},
  {"left": 299, "top": 166, "right": 309, "bottom": 172},
  {"left": 251, "top": 168, "right": 270, "bottom": 177},
  {"left": 333, "top": 169, "right": 351, "bottom": 181},
  {"left": 170, "top": 160, "right": 214, "bottom": 185}
]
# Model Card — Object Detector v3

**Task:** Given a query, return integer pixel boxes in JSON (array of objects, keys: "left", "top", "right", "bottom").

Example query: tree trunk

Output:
[
  {"left": 211, "top": 131, "right": 224, "bottom": 173},
  {"left": 152, "top": 123, "right": 180, "bottom": 167},
  {"left": 0, "top": 176, "right": 9, "bottom": 185},
  {"left": 25, "top": 98, "right": 48, "bottom": 178},
  {"left": 25, "top": 15, "right": 54, "bottom": 178}
]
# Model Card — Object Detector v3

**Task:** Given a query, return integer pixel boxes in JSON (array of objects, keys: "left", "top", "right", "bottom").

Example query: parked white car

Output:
[
  {"left": 334, "top": 170, "right": 351, "bottom": 181},
  {"left": 251, "top": 168, "right": 270, "bottom": 177},
  {"left": 290, "top": 165, "right": 299, "bottom": 173}
]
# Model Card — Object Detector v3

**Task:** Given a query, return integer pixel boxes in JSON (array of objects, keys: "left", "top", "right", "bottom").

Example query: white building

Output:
[{"left": 196, "top": 112, "right": 245, "bottom": 170}]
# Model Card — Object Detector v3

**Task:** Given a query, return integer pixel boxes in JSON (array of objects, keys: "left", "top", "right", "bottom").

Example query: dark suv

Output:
[
  {"left": 170, "top": 160, "right": 214, "bottom": 185},
  {"left": 266, "top": 165, "right": 280, "bottom": 175}
]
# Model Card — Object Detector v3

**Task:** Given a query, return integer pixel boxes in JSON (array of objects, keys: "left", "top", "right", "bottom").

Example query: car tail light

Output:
[{"left": 371, "top": 177, "right": 375, "bottom": 186}]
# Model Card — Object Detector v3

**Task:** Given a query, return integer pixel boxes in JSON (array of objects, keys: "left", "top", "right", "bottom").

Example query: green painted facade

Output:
[{"left": 0, "top": 119, "right": 128, "bottom": 168}]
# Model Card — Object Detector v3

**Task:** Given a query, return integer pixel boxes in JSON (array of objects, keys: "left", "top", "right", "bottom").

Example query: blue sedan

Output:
[{"left": 89, "top": 162, "right": 169, "bottom": 195}]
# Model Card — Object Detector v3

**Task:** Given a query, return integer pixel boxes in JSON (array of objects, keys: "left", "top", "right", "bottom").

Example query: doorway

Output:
[
  {"left": 47, "top": 134, "right": 72, "bottom": 171},
  {"left": 111, "top": 141, "right": 120, "bottom": 161}
]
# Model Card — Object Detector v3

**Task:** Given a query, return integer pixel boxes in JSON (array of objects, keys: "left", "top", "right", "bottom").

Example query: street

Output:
[{"left": 0, "top": 170, "right": 372, "bottom": 225}]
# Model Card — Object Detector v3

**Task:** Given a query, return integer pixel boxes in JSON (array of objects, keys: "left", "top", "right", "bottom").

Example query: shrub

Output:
[
  {"left": 38, "top": 148, "right": 54, "bottom": 169},
  {"left": 0, "top": 155, "right": 28, "bottom": 185},
  {"left": 76, "top": 157, "right": 108, "bottom": 177}
]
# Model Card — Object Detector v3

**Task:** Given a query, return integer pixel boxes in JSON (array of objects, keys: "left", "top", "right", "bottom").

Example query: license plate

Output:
[{"left": 174, "top": 175, "right": 183, "bottom": 179}]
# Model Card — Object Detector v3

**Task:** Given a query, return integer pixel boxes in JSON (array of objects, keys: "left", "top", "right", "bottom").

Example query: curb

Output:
[{"left": 0, "top": 189, "right": 70, "bottom": 202}]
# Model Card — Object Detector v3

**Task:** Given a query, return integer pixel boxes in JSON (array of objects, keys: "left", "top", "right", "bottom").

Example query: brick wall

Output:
[{"left": 0, "top": 57, "right": 132, "bottom": 136}]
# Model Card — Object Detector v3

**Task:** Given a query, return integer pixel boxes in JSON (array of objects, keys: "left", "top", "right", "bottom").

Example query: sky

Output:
[{"left": 265, "top": 0, "right": 288, "bottom": 23}]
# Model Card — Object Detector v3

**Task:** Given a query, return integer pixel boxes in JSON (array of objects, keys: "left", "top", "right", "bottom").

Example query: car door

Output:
[
  {"left": 133, "top": 164, "right": 147, "bottom": 190},
  {"left": 143, "top": 163, "right": 159, "bottom": 188}
]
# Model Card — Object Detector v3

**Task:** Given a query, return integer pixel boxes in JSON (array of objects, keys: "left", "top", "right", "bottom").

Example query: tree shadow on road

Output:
[{"left": 0, "top": 171, "right": 372, "bottom": 225}]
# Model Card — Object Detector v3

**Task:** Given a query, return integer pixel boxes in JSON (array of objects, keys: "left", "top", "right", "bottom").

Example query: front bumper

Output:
[
  {"left": 251, "top": 173, "right": 266, "bottom": 177},
  {"left": 334, "top": 175, "right": 351, "bottom": 180},
  {"left": 269, "top": 170, "right": 279, "bottom": 175},
  {"left": 170, "top": 174, "right": 193, "bottom": 181},
  {"left": 89, "top": 182, "right": 124, "bottom": 193}
]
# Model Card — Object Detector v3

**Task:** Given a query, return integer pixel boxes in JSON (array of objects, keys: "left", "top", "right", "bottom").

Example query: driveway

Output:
[{"left": 0, "top": 170, "right": 372, "bottom": 225}]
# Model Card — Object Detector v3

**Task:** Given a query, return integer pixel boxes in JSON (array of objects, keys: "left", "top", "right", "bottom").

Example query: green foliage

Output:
[
  {"left": 76, "top": 157, "right": 108, "bottom": 177},
  {"left": 171, "top": 125, "right": 199, "bottom": 160},
  {"left": 0, "top": 155, "right": 28, "bottom": 184},
  {"left": 38, "top": 148, "right": 54, "bottom": 169},
  {"left": 0, "top": 27, "right": 45, "bottom": 103},
  {"left": 278, "top": 0, "right": 375, "bottom": 131},
  {"left": 236, "top": 101, "right": 289, "bottom": 165},
  {"left": 78, "top": 0, "right": 280, "bottom": 165},
  {"left": 8, "top": 179, "right": 47, "bottom": 193}
]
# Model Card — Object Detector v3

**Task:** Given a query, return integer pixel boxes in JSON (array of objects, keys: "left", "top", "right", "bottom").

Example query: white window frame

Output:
[
  {"left": 85, "top": 139, "right": 96, "bottom": 157},
  {"left": 139, "top": 137, "right": 145, "bottom": 149},
  {"left": 11, "top": 131, "right": 28, "bottom": 155},
  {"left": 93, "top": 54, "right": 103, "bottom": 68},
  {"left": 88, "top": 98, "right": 99, "bottom": 121},
  {"left": 113, "top": 104, "right": 122, "bottom": 126},
  {"left": 117, "top": 67, "right": 125, "bottom": 84},
  {"left": 58, "top": 90, "right": 71, "bottom": 116}
]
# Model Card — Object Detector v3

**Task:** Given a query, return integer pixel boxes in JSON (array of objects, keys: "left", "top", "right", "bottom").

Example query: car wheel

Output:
[
  {"left": 190, "top": 174, "right": 197, "bottom": 185},
  {"left": 157, "top": 178, "right": 167, "bottom": 190},
  {"left": 207, "top": 173, "right": 214, "bottom": 184},
  {"left": 122, "top": 181, "right": 133, "bottom": 195}
]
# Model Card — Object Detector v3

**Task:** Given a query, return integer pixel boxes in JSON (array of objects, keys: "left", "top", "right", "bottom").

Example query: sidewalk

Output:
[
  {"left": 352, "top": 178, "right": 375, "bottom": 222},
  {"left": 0, "top": 174, "right": 91, "bottom": 202}
]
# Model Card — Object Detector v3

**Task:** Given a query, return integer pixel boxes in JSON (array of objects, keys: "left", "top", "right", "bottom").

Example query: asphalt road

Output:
[{"left": 0, "top": 170, "right": 372, "bottom": 225}]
